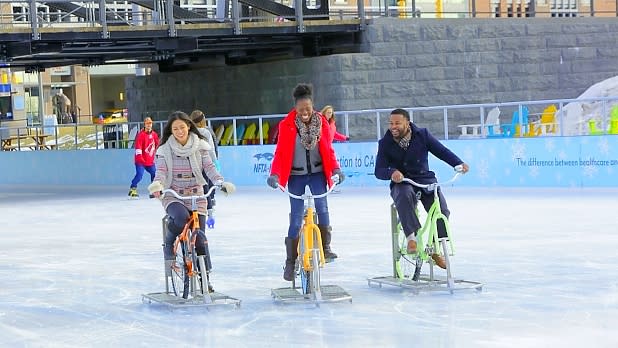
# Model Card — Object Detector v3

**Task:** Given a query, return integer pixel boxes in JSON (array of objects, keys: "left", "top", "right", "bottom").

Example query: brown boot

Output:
[
  {"left": 283, "top": 237, "right": 299, "bottom": 281},
  {"left": 431, "top": 253, "right": 446, "bottom": 269},
  {"left": 318, "top": 225, "right": 338, "bottom": 261}
]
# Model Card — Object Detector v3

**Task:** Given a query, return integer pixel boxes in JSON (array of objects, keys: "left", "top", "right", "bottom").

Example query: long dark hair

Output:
[{"left": 160, "top": 111, "right": 207, "bottom": 145}]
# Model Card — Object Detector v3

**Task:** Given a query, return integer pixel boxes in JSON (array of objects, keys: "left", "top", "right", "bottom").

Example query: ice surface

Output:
[{"left": 1, "top": 186, "right": 617, "bottom": 347}]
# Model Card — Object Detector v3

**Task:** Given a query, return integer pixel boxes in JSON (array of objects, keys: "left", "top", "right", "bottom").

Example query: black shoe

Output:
[
  {"left": 283, "top": 260, "right": 296, "bottom": 281},
  {"left": 323, "top": 248, "right": 338, "bottom": 262}
]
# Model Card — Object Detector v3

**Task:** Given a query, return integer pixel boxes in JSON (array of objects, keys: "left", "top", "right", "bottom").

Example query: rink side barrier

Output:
[{"left": 1, "top": 136, "right": 617, "bottom": 187}]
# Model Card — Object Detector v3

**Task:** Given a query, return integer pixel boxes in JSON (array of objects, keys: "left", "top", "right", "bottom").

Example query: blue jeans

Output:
[
  {"left": 130, "top": 164, "right": 156, "bottom": 188},
  {"left": 287, "top": 173, "right": 330, "bottom": 238}
]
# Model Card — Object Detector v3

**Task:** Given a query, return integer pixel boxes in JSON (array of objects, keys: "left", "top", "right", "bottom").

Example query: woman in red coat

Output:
[
  {"left": 267, "top": 84, "right": 345, "bottom": 281},
  {"left": 320, "top": 105, "right": 349, "bottom": 142}
]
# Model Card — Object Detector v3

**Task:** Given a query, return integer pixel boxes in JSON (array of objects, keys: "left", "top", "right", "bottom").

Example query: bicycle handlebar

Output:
[
  {"left": 398, "top": 165, "right": 464, "bottom": 191},
  {"left": 277, "top": 175, "right": 340, "bottom": 200},
  {"left": 161, "top": 184, "right": 219, "bottom": 200}
]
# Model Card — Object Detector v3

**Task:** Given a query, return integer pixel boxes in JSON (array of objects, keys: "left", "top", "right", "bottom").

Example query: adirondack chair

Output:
[
  {"left": 214, "top": 123, "right": 225, "bottom": 144},
  {"left": 609, "top": 105, "right": 618, "bottom": 135},
  {"left": 242, "top": 123, "right": 257, "bottom": 145},
  {"left": 531, "top": 104, "right": 558, "bottom": 136},
  {"left": 588, "top": 118, "right": 604, "bottom": 135},
  {"left": 501, "top": 106, "right": 530, "bottom": 137},
  {"left": 458, "top": 106, "right": 501, "bottom": 138},
  {"left": 220, "top": 123, "right": 234, "bottom": 145},
  {"left": 261, "top": 121, "right": 270, "bottom": 144}
]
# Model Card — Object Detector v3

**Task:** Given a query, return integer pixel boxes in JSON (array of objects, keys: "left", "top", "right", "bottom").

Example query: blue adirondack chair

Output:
[
  {"left": 234, "top": 123, "right": 246, "bottom": 145},
  {"left": 501, "top": 106, "right": 529, "bottom": 137}
]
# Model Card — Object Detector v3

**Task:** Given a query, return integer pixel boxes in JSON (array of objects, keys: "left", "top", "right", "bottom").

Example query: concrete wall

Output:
[
  {"left": 125, "top": 17, "right": 618, "bottom": 138},
  {"left": 91, "top": 76, "right": 127, "bottom": 115}
]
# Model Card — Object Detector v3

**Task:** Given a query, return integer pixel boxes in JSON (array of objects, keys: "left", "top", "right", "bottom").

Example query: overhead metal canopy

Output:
[{"left": 0, "top": 0, "right": 365, "bottom": 70}]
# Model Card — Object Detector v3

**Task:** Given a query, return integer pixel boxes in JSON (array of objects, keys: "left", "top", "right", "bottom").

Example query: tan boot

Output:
[
  {"left": 406, "top": 240, "right": 417, "bottom": 254},
  {"left": 431, "top": 253, "right": 446, "bottom": 269}
]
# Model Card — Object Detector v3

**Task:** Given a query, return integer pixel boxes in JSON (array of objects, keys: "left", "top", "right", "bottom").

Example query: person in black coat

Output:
[{"left": 374, "top": 108, "right": 469, "bottom": 269}]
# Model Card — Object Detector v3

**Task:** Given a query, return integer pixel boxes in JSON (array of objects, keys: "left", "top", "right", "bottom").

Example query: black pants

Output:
[
  {"left": 164, "top": 202, "right": 211, "bottom": 269},
  {"left": 202, "top": 170, "right": 216, "bottom": 209},
  {"left": 390, "top": 183, "right": 450, "bottom": 239}
]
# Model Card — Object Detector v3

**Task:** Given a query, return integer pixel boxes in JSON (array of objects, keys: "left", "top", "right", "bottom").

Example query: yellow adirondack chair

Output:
[
  {"left": 261, "top": 122, "right": 270, "bottom": 144},
  {"left": 242, "top": 123, "right": 257, "bottom": 145},
  {"left": 220, "top": 123, "right": 234, "bottom": 145},
  {"left": 533, "top": 104, "right": 558, "bottom": 136}
]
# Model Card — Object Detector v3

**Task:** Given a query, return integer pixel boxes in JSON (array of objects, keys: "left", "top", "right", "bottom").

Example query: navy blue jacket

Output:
[{"left": 374, "top": 123, "right": 463, "bottom": 184}]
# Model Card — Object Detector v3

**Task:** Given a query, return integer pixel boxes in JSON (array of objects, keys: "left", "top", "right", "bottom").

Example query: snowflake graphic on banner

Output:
[
  {"left": 488, "top": 147, "right": 496, "bottom": 159},
  {"left": 580, "top": 136, "right": 589, "bottom": 145},
  {"left": 463, "top": 146, "right": 474, "bottom": 164},
  {"left": 582, "top": 164, "right": 599, "bottom": 178},
  {"left": 511, "top": 140, "right": 526, "bottom": 161},
  {"left": 557, "top": 150, "right": 568, "bottom": 160},
  {"left": 597, "top": 137, "right": 610, "bottom": 155},
  {"left": 555, "top": 172, "right": 562, "bottom": 183},
  {"left": 477, "top": 159, "right": 489, "bottom": 181},
  {"left": 544, "top": 138, "right": 556, "bottom": 153},
  {"left": 529, "top": 166, "right": 540, "bottom": 178}
]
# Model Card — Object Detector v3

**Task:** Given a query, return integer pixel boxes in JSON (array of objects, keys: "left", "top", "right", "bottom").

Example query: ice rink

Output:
[{"left": 1, "top": 185, "right": 617, "bottom": 347}]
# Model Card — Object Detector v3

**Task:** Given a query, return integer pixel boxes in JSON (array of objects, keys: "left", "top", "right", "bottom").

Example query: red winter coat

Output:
[
  {"left": 329, "top": 121, "right": 347, "bottom": 142},
  {"left": 270, "top": 109, "right": 340, "bottom": 187},
  {"left": 134, "top": 129, "right": 160, "bottom": 166}
]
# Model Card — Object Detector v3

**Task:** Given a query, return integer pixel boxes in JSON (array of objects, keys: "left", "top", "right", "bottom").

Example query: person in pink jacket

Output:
[
  {"left": 320, "top": 105, "right": 349, "bottom": 142},
  {"left": 128, "top": 117, "right": 160, "bottom": 198}
]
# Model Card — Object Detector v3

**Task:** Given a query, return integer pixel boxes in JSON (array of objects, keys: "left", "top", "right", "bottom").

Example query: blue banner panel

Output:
[
  {"left": 1, "top": 136, "right": 617, "bottom": 188},
  {"left": 219, "top": 135, "right": 618, "bottom": 188}
]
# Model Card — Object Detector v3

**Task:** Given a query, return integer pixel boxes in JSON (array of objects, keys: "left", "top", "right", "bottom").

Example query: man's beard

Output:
[{"left": 393, "top": 126, "right": 410, "bottom": 141}]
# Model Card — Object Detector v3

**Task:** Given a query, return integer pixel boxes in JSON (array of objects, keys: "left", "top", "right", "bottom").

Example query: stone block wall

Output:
[{"left": 126, "top": 17, "right": 618, "bottom": 140}]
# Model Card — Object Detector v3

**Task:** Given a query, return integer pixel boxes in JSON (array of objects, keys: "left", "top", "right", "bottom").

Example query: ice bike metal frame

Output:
[
  {"left": 368, "top": 166, "right": 483, "bottom": 294},
  {"left": 271, "top": 176, "right": 352, "bottom": 305},
  {"left": 142, "top": 186, "right": 241, "bottom": 308}
]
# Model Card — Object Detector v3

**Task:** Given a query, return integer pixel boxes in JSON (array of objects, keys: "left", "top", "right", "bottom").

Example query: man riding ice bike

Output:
[{"left": 374, "top": 108, "right": 470, "bottom": 268}]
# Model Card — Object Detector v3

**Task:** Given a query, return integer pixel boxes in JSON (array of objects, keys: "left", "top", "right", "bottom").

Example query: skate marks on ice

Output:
[{"left": 1, "top": 187, "right": 618, "bottom": 347}]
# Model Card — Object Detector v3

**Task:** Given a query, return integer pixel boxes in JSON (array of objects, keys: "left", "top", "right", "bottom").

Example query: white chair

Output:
[
  {"left": 458, "top": 107, "right": 501, "bottom": 138},
  {"left": 127, "top": 126, "right": 139, "bottom": 148}
]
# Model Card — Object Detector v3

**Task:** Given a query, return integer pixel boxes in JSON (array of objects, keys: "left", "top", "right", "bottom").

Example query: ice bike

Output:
[
  {"left": 368, "top": 166, "right": 483, "bottom": 294},
  {"left": 271, "top": 176, "right": 352, "bottom": 305},
  {"left": 142, "top": 185, "right": 241, "bottom": 309}
]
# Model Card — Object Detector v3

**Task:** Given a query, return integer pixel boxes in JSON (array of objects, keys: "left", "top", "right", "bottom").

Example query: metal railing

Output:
[
  {"left": 2, "top": 95, "right": 617, "bottom": 151},
  {"left": 1, "top": 1, "right": 616, "bottom": 38},
  {"left": 0, "top": 0, "right": 367, "bottom": 38},
  {"left": 201, "top": 95, "right": 618, "bottom": 144}
]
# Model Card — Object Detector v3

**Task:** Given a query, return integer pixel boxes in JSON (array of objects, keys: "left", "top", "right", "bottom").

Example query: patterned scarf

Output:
[
  {"left": 159, "top": 132, "right": 209, "bottom": 188},
  {"left": 294, "top": 112, "right": 322, "bottom": 150},
  {"left": 394, "top": 128, "right": 412, "bottom": 150}
]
